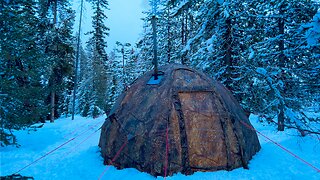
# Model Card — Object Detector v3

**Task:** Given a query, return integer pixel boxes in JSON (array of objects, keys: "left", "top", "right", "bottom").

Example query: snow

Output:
[
  {"left": 217, "top": 0, "right": 224, "bottom": 5},
  {"left": 221, "top": 2, "right": 230, "bottom": 18},
  {"left": 182, "top": 20, "right": 208, "bottom": 53},
  {"left": 1, "top": 115, "right": 320, "bottom": 179},
  {"left": 171, "top": 0, "right": 190, "bottom": 17},
  {"left": 249, "top": 48, "right": 255, "bottom": 60},
  {"left": 256, "top": 67, "right": 267, "bottom": 75},
  {"left": 306, "top": 11, "right": 320, "bottom": 46},
  {"left": 285, "top": 108, "right": 304, "bottom": 127}
]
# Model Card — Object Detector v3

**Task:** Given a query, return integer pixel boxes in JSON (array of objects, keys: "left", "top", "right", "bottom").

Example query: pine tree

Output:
[
  {"left": 0, "top": 0, "right": 47, "bottom": 146},
  {"left": 85, "top": 0, "right": 110, "bottom": 117},
  {"left": 245, "top": 0, "right": 319, "bottom": 131},
  {"left": 136, "top": 19, "right": 154, "bottom": 71},
  {"left": 115, "top": 42, "right": 137, "bottom": 87},
  {"left": 38, "top": 0, "right": 75, "bottom": 122},
  {"left": 105, "top": 50, "right": 119, "bottom": 113},
  {"left": 305, "top": 10, "right": 320, "bottom": 107},
  {"left": 181, "top": 0, "right": 249, "bottom": 95},
  {"left": 77, "top": 43, "right": 94, "bottom": 117}
]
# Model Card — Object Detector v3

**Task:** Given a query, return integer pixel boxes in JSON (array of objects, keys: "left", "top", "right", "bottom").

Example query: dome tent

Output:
[{"left": 99, "top": 64, "right": 261, "bottom": 176}]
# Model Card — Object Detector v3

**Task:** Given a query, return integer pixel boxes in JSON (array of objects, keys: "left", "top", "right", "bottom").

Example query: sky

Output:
[
  {"left": 72, "top": 0, "right": 150, "bottom": 53},
  {"left": 107, "top": 0, "right": 149, "bottom": 51}
]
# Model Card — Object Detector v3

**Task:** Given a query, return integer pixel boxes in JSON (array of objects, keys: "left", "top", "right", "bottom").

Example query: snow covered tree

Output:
[
  {"left": 105, "top": 50, "right": 120, "bottom": 113},
  {"left": 38, "top": 0, "right": 75, "bottom": 122},
  {"left": 137, "top": 0, "right": 320, "bottom": 134},
  {"left": 0, "top": 0, "right": 48, "bottom": 145},
  {"left": 138, "top": 0, "right": 202, "bottom": 66},
  {"left": 159, "top": 0, "right": 201, "bottom": 65},
  {"left": 246, "top": 0, "right": 319, "bottom": 132},
  {"left": 77, "top": 43, "right": 94, "bottom": 117},
  {"left": 136, "top": 19, "right": 154, "bottom": 71},
  {"left": 304, "top": 10, "right": 320, "bottom": 107},
  {"left": 80, "top": 0, "right": 110, "bottom": 117},
  {"left": 182, "top": 0, "right": 252, "bottom": 98},
  {"left": 104, "top": 42, "right": 139, "bottom": 113},
  {"left": 115, "top": 42, "right": 138, "bottom": 87}
]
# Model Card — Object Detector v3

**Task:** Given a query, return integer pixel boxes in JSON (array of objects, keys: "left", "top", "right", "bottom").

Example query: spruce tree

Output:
[
  {"left": 86, "top": 0, "right": 110, "bottom": 117},
  {"left": 247, "top": 0, "right": 319, "bottom": 131},
  {"left": 136, "top": 19, "right": 154, "bottom": 71},
  {"left": 0, "top": 0, "right": 47, "bottom": 146},
  {"left": 38, "top": 0, "right": 75, "bottom": 122},
  {"left": 77, "top": 43, "right": 94, "bottom": 117}
]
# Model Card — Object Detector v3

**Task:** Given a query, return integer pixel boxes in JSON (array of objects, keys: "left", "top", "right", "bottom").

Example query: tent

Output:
[{"left": 99, "top": 64, "right": 261, "bottom": 176}]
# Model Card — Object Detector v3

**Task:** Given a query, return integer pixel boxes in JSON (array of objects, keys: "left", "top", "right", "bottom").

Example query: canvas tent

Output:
[{"left": 99, "top": 64, "right": 261, "bottom": 176}]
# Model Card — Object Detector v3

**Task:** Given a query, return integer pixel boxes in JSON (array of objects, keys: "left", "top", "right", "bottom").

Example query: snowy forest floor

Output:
[{"left": 1, "top": 115, "right": 320, "bottom": 180}]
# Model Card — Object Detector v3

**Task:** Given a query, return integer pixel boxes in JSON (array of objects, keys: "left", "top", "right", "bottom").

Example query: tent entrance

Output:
[{"left": 178, "top": 92, "right": 227, "bottom": 169}]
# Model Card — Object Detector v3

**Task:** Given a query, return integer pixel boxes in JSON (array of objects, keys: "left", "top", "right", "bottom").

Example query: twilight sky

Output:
[
  {"left": 72, "top": 0, "right": 150, "bottom": 53},
  {"left": 107, "top": 0, "right": 147, "bottom": 51}
]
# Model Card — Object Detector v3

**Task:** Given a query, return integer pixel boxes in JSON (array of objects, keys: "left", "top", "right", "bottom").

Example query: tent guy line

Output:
[
  {"left": 98, "top": 141, "right": 128, "bottom": 180},
  {"left": 97, "top": 119, "right": 320, "bottom": 179},
  {"left": 63, "top": 126, "right": 102, "bottom": 157},
  {"left": 12, "top": 119, "right": 104, "bottom": 175},
  {"left": 10, "top": 117, "right": 319, "bottom": 178},
  {"left": 239, "top": 120, "right": 320, "bottom": 173},
  {"left": 63, "top": 118, "right": 99, "bottom": 139},
  {"left": 14, "top": 137, "right": 76, "bottom": 175}
]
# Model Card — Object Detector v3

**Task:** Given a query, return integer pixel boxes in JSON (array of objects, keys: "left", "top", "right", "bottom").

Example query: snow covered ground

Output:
[{"left": 1, "top": 115, "right": 320, "bottom": 180}]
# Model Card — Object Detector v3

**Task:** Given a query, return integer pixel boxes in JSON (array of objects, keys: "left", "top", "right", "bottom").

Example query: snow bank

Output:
[{"left": 1, "top": 115, "right": 320, "bottom": 179}]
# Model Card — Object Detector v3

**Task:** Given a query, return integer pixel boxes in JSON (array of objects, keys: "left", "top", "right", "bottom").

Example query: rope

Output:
[
  {"left": 63, "top": 119, "right": 97, "bottom": 138},
  {"left": 14, "top": 120, "right": 104, "bottom": 174},
  {"left": 14, "top": 137, "right": 75, "bottom": 174},
  {"left": 64, "top": 127, "right": 102, "bottom": 157},
  {"left": 164, "top": 123, "right": 169, "bottom": 179},
  {"left": 239, "top": 120, "right": 320, "bottom": 173},
  {"left": 44, "top": 124, "right": 103, "bottom": 173},
  {"left": 74, "top": 121, "right": 103, "bottom": 139},
  {"left": 98, "top": 141, "right": 128, "bottom": 180}
]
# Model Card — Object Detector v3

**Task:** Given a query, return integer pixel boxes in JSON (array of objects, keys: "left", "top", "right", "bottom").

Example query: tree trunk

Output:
[
  {"left": 50, "top": 91, "right": 55, "bottom": 123},
  {"left": 151, "top": 15, "right": 158, "bottom": 79},
  {"left": 53, "top": 0, "right": 57, "bottom": 25},
  {"left": 72, "top": 0, "right": 84, "bottom": 120},
  {"left": 185, "top": 12, "right": 188, "bottom": 47},
  {"left": 278, "top": 102, "right": 285, "bottom": 131},
  {"left": 277, "top": 3, "right": 286, "bottom": 131},
  {"left": 167, "top": 7, "right": 171, "bottom": 63},
  {"left": 50, "top": 0, "right": 58, "bottom": 123},
  {"left": 224, "top": 18, "right": 233, "bottom": 91},
  {"left": 181, "top": 12, "right": 186, "bottom": 65},
  {"left": 122, "top": 45, "right": 126, "bottom": 84}
]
